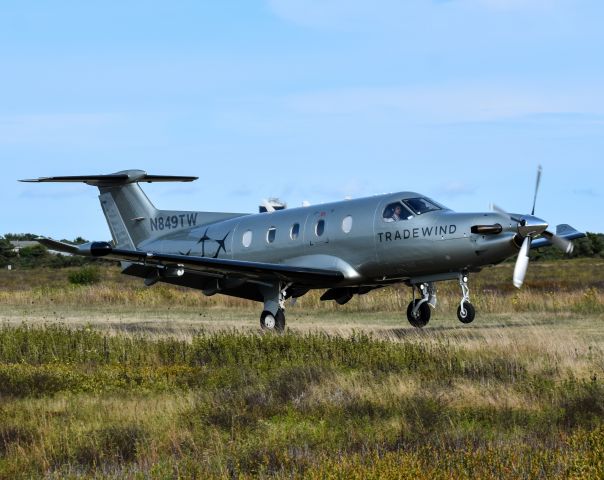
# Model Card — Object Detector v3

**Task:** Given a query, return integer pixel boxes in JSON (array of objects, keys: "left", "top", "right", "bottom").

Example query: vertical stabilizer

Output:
[{"left": 98, "top": 184, "right": 157, "bottom": 248}]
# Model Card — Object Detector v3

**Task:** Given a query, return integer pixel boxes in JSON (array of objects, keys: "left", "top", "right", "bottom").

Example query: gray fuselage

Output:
[{"left": 139, "top": 192, "right": 519, "bottom": 287}]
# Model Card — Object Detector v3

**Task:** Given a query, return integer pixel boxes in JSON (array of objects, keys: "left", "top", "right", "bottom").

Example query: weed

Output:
[{"left": 67, "top": 266, "right": 101, "bottom": 286}]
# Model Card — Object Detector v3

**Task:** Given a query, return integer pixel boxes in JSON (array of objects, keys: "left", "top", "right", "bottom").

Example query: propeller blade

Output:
[
  {"left": 531, "top": 165, "right": 543, "bottom": 216},
  {"left": 492, "top": 204, "right": 523, "bottom": 223},
  {"left": 513, "top": 236, "right": 531, "bottom": 288},
  {"left": 542, "top": 230, "right": 574, "bottom": 254},
  {"left": 492, "top": 204, "right": 507, "bottom": 215}
]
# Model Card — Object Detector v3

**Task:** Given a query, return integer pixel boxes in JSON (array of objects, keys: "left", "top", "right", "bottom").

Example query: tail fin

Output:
[
  {"left": 98, "top": 182, "right": 157, "bottom": 249},
  {"left": 21, "top": 169, "right": 199, "bottom": 248}
]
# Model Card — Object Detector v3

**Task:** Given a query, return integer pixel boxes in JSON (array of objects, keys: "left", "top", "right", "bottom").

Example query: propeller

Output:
[
  {"left": 531, "top": 165, "right": 542, "bottom": 216},
  {"left": 492, "top": 204, "right": 522, "bottom": 223},
  {"left": 542, "top": 230, "right": 573, "bottom": 254},
  {"left": 513, "top": 237, "right": 531, "bottom": 288},
  {"left": 493, "top": 165, "right": 574, "bottom": 288}
]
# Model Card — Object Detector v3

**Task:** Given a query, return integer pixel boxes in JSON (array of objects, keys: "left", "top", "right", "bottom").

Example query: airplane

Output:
[{"left": 21, "top": 167, "right": 584, "bottom": 331}]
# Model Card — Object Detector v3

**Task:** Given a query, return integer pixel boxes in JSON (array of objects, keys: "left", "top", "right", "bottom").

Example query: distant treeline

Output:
[
  {"left": 532, "top": 232, "right": 603, "bottom": 260},
  {"left": 1, "top": 231, "right": 603, "bottom": 269}
]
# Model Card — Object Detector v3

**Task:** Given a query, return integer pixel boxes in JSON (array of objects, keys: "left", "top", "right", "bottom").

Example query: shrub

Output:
[{"left": 68, "top": 266, "right": 101, "bottom": 285}]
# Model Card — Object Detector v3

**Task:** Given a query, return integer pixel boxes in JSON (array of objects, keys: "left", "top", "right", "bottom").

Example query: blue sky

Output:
[{"left": 1, "top": 0, "right": 603, "bottom": 240}]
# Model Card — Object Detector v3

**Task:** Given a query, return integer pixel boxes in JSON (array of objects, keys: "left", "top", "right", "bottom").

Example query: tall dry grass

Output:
[
  {"left": 0, "top": 259, "right": 602, "bottom": 314},
  {"left": 0, "top": 260, "right": 601, "bottom": 477}
]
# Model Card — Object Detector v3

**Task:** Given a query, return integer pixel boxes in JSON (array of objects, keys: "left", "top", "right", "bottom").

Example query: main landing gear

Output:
[
  {"left": 259, "top": 282, "right": 290, "bottom": 333},
  {"left": 406, "top": 282, "right": 436, "bottom": 328},
  {"left": 260, "top": 309, "right": 286, "bottom": 331},
  {"left": 406, "top": 274, "right": 476, "bottom": 328}
]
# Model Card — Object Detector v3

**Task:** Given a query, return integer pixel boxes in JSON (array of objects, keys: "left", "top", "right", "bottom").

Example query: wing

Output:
[{"left": 36, "top": 238, "right": 344, "bottom": 286}]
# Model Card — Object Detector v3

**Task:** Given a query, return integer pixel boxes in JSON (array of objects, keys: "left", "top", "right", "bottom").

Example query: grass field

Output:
[{"left": 0, "top": 259, "right": 602, "bottom": 478}]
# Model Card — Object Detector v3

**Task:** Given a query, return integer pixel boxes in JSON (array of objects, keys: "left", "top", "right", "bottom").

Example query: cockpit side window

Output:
[
  {"left": 402, "top": 197, "right": 441, "bottom": 215},
  {"left": 382, "top": 202, "right": 412, "bottom": 222}
]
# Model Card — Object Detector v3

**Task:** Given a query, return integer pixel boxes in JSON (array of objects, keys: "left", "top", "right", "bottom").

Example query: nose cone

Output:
[{"left": 517, "top": 215, "right": 548, "bottom": 237}]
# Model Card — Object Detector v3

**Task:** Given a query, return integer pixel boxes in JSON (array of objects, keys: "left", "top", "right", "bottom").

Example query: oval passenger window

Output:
[
  {"left": 316, "top": 219, "right": 325, "bottom": 237},
  {"left": 267, "top": 227, "right": 276, "bottom": 243},
  {"left": 242, "top": 230, "right": 253, "bottom": 248},
  {"left": 290, "top": 223, "right": 300, "bottom": 240},
  {"left": 342, "top": 215, "right": 352, "bottom": 233}
]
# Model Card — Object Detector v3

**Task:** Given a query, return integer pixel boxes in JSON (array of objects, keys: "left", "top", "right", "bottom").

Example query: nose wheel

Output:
[{"left": 457, "top": 302, "right": 475, "bottom": 323}]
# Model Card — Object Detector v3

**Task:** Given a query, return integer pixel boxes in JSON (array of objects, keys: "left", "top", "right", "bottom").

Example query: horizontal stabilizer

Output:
[
  {"left": 36, "top": 237, "right": 80, "bottom": 254},
  {"left": 36, "top": 237, "right": 112, "bottom": 257},
  {"left": 20, "top": 169, "right": 197, "bottom": 186}
]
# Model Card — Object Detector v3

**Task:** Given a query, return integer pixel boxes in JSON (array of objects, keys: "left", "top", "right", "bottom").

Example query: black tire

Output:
[
  {"left": 456, "top": 302, "right": 475, "bottom": 324},
  {"left": 260, "top": 309, "right": 286, "bottom": 332},
  {"left": 406, "top": 300, "right": 431, "bottom": 328}
]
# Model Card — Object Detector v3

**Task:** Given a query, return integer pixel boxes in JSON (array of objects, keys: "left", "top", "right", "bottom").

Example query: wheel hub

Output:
[{"left": 264, "top": 314, "right": 276, "bottom": 329}]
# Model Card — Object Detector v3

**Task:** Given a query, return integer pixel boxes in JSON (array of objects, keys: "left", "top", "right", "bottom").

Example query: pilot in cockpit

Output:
[
  {"left": 384, "top": 203, "right": 403, "bottom": 222},
  {"left": 391, "top": 204, "right": 403, "bottom": 221}
]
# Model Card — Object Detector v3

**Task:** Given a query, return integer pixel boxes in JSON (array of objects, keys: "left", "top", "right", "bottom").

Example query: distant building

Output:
[{"left": 10, "top": 241, "right": 39, "bottom": 253}]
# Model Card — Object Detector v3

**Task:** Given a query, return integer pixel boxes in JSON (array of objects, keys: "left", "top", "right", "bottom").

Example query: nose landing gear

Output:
[{"left": 456, "top": 274, "right": 475, "bottom": 324}]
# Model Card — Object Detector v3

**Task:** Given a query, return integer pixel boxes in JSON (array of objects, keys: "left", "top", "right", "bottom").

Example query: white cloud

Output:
[
  {"left": 572, "top": 188, "right": 599, "bottom": 197},
  {"left": 438, "top": 180, "right": 478, "bottom": 197},
  {"left": 0, "top": 113, "right": 119, "bottom": 146},
  {"left": 284, "top": 83, "right": 604, "bottom": 122},
  {"left": 266, "top": 0, "right": 391, "bottom": 30},
  {"left": 266, "top": 0, "right": 565, "bottom": 30},
  {"left": 470, "top": 0, "right": 560, "bottom": 11}
]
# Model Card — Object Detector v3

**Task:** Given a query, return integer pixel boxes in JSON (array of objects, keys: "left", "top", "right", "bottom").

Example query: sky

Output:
[{"left": 1, "top": 0, "right": 603, "bottom": 241}]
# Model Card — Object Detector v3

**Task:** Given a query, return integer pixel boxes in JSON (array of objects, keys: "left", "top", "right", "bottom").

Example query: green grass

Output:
[{"left": 0, "top": 324, "right": 602, "bottom": 478}]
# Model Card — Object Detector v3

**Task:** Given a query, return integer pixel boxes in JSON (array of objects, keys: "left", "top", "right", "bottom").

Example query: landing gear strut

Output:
[
  {"left": 259, "top": 282, "right": 290, "bottom": 332},
  {"left": 456, "top": 274, "right": 475, "bottom": 324},
  {"left": 406, "top": 282, "right": 436, "bottom": 328}
]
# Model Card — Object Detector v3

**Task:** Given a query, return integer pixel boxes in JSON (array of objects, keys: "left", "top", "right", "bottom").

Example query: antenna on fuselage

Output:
[{"left": 259, "top": 198, "right": 287, "bottom": 213}]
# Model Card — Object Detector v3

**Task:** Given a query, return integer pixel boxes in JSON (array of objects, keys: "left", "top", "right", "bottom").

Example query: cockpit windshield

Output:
[{"left": 402, "top": 197, "right": 443, "bottom": 215}]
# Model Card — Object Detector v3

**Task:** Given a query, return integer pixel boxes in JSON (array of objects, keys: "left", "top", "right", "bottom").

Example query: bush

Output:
[
  {"left": 68, "top": 266, "right": 101, "bottom": 285},
  {"left": 74, "top": 424, "right": 146, "bottom": 465}
]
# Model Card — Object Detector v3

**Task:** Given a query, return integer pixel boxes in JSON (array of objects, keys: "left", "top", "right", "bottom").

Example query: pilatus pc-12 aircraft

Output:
[{"left": 22, "top": 167, "right": 584, "bottom": 331}]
